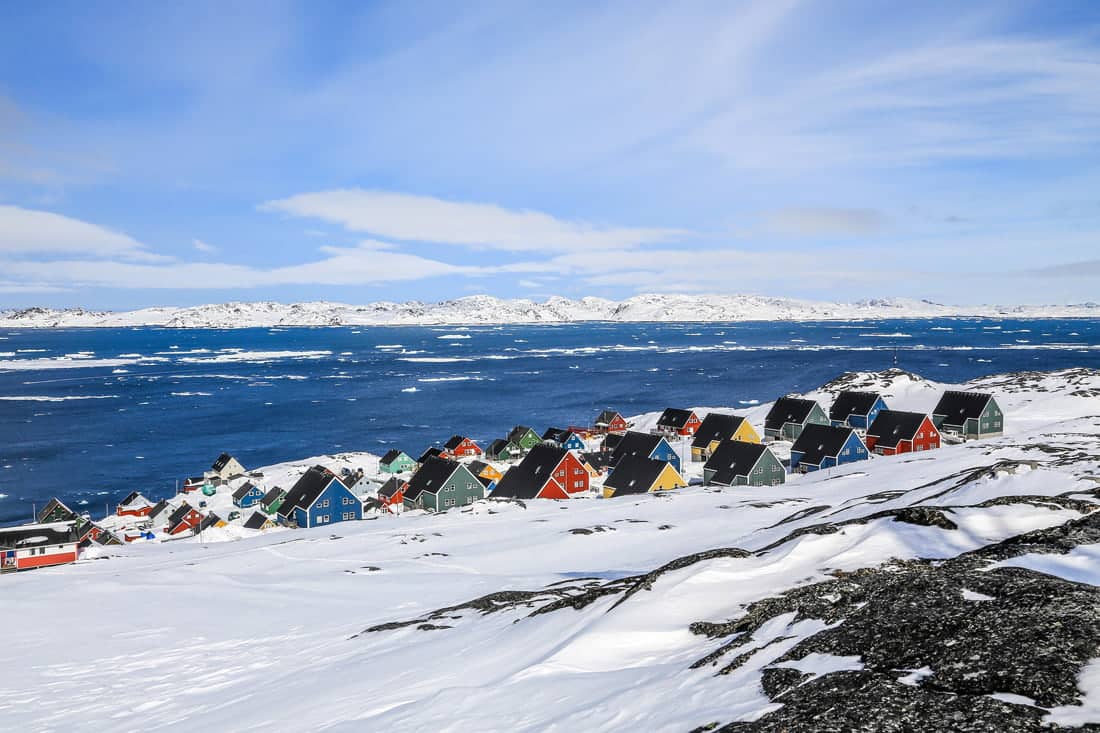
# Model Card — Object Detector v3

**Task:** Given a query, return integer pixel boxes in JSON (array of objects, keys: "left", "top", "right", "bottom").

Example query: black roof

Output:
[
  {"left": 404, "top": 457, "right": 464, "bottom": 501},
  {"left": 231, "top": 482, "right": 257, "bottom": 501},
  {"left": 508, "top": 425, "right": 535, "bottom": 443},
  {"left": 243, "top": 511, "right": 270, "bottom": 529},
  {"left": 380, "top": 449, "right": 407, "bottom": 465},
  {"left": 260, "top": 486, "right": 286, "bottom": 506},
  {"left": 602, "top": 433, "right": 625, "bottom": 453},
  {"left": 604, "top": 456, "right": 671, "bottom": 496},
  {"left": 149, "top": 499, "right": 172, "bottom": 520},
  {"left": 829, "top": 391, "right": 884, "bottom": 421},
  {"left": 691, "top": 413, "right": 748, "bottom": 449},
  {"left": 165, "top": 503, "right": 197, "bottom": 529},
  {"left": 595, "top": 410, "right": 622, "bottom": 426},
  {"left": 443, "top": 435, "right": 469, "bottom": 451},
  {"left": 492, "top": 445, "right": 570, "bottom": 499},
  {"left": 118, "top": 491, "right": 144, "bottom": 506},
  {"left": 791, "top": 424, "right": 858, "bottom": 466},
  {"left": 657, "top": 408, "right": 695, "bottom": 429},
  {"left": 704, "top": 441, "right": 770, "bottom": 485},
  {"left": 581, "top": 451, "right": 615, "bottom": 470},
  {"left": 418, "top": 447, "right": 443, "bottom": 464},
  {"left": 279, "top": 466, "right": 340, "bottom": 517},
  {"left": 467, "top": 460, "right": 492, "bottom": 476},
  {"left": 198, "top": 513, "right": 221, "bottom": 532},
  {"left": 487, "top": 438, "right": 513, "bottom": 456},
  {"left": 541, "top": 427, "right": 568, "bottom": 442},
  {"left": 0, "top": 522, "right": 79, "bottom": 549},
  {"left": 764, "top": 397, "right": 821, "bottom": 430},
  {"left": 378, "top": 476, "right": 406, "bottom": 498},
  {"left": 610, "top": 431, "right": 665, "bottom": 463},
  {"left": 211, "top": 452, "right": 237, "bottom": 471},
  {"left": 866, "top": 410, "right": 930, "bottom": 448},
  {"left": 932, "top": 391, "right": 993, "bottom": 424}
]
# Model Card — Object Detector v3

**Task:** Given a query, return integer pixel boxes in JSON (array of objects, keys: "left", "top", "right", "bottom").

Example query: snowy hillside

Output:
[
  {"left": 3, "top": 367, "right": 1100, "bottom": 731},
  {"left": 3, "top": 294, "right": 1100, "bottom": 328}
]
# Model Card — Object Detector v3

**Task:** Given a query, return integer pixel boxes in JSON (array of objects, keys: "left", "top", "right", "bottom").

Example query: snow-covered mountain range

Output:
[
  {"left": 3, "top": 294, "right": 1100, "bottom": 328},
  {"left": 4, "top": 367, "right": 1100, "bottom": 731}
]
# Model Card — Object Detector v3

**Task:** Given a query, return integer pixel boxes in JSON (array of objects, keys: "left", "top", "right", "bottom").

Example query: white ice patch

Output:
[
  {"left": 0, "top": 395, "right": 119, "bottom": 402},
  {"left": 437, "top": 334, "right": 471, "bottom": 340},
  {"left": 897, "top": 666, "right": 934, "bottom": 686},
  {"left": 961, "top": 589, "right": 995, "bottom": 602},
  {"left": 178, "top": 350, "right": 331, "bottom": 363},
  {"left": 1044, "top": 659, "right": 1100, "bottom": 726},
  {"left": 989, "top": 543, "right": 1100, "bottom": 586},
  {"left": 773, "top": 652, "right": 864, "bottom": 680},
  {"left": 398, "top": 357, "right": 474, "bottom": 363},
  {"left": 401, "top": 387, "right": 419, "bottom": 393}
]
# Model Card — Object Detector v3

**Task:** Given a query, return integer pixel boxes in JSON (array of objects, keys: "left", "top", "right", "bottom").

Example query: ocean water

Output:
[{"left": 0, "top": 318, "right": 1097, "bottom": 525}]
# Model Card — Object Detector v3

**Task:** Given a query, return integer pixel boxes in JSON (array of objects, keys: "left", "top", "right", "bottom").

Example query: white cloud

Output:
[
  {"left": 193, "top": 238, "right": 217, "bottom": 253},
  {"left": 261, "top": 189, "right": 684, "bottom": 252},
  {"left": 0, "top": 205, "right": 165, "bottom": 262}
]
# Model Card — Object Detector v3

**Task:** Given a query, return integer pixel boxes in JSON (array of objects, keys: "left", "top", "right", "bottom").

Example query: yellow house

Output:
[
  {"left": 469, "top": 460, "right": 503, "bottom": 483},
  {"left": 690, "top": 414, "right": 761, "bottom": 462},
  {"left": 602, "top": 456, "right": 686, "bottom": 498}
]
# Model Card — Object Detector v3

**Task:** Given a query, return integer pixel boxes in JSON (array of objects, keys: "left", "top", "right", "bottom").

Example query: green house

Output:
[
  {"left": 507, "top": 425, "right": 542, "bottom": 454},
  {"left": 703, "top": 440, "right": 786, "bottom": 487},
  {"left": 763, "top": 397, "right": 830, "bottom": 441},
  {"left": 932, "top": 392, "right": 1004, "bottom": 439},
  {"left": 36, "top": 497, "right": 78, "bottom": 524},
  {"left": 379, "top": 449, "right": 416, "bottom": 474},
  {"left": 259, "top": 486, "right": 287, "bottom": 515},
  {"left": 403, "top": 457, "right": 484, "bottom": 512},
  {"left": 486, "top": 438, "right": 520, "bottom": 461}
]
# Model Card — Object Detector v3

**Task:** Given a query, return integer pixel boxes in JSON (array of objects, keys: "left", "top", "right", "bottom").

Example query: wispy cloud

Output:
[
  {"left": 193, "top": 238, "right": 217, "bottom": 253},
  {"left": 0, "top": 206, "right": 166, "bottom": 262}
]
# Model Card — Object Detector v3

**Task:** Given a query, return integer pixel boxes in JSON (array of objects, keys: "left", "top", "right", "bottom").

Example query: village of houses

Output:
[{"left": 0, "top": 387, "right": 1005, "bottom": 573}]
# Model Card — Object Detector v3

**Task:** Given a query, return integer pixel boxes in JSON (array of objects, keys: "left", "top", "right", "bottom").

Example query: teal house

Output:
[
  {"left": 403, "top": 457, "right": 485, "bottom": 512},
  {"left": 379, "top": 449, "right": 416, "bottom": 474}
]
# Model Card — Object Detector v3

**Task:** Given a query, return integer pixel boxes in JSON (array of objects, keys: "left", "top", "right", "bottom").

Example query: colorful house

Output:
[
  {"left": 36, "top": 498, "right": 78, "bottom": 524},
  {"left": 442, "top": 435, "right": 482, "bottom": 459},
  {"left": 655, "top": 408, "right": 701, "bottom": 437},
  {"left": 789, "top": 424, "right": 869, "bottom": 473},
  {"left": 609, "top": 431, "right": 682, "bottom": 474},
  {"left": 507, "top": 426, "right": 542, "bottom": 454},
  {"left": 232, "top": 481, "right": 266, "bottom": 509},
  {"left": 417, "top": 447, "right": 444, "bottom": 465},
  {"left": 690, "top": 413, "right": 760, "bottom": 462},
  {"left": 594, "top": 410, "right": 629, "bottom": 434},
  {"left": 181, "top": 476, "right": 204, "bottom": 493},
  {"left": 377, "top": 476, "right": 407, "bottom": 514},
  {"left": 0, "top": 522, "right": 80, "bottom": 572},
  {"left": 116, "top": 491, "right": 154, "bottom": 518},
  {"left": 243, "top": 511, "right": 275, "bottom": 530},
  {"left": 149, "top": 499, "right": 176, "bottom": 523},
  {"left": 467, "top": 460, "right": 503, "bottom": 491},
  {"left": 164, "top": 503, "right": 205, "bottom": 536},
  {"left": 259, "top": 486, "right": 287, "bottom": 515},
  {"left": 485, "top": 438, "right": 521, "bottom": 461},
  {"left": 279, "top": 466, "right": 363, "bottom": 528},
  {"left": 379, "top": 449, "right": 416, "bottom": 474},
  {"left": 703, "top": 440, "right": 785, "bottom": 487},
  {"left": 580, "top": 451, "right": 616, "bottom": 475},
  {"left": 492, "top": 445, "right": 591, "bottom": 500},
  {"left": 403, "top": 458, "right": 484, "bottom": 512},
  {"left": 602, "top": 456, "right": 685, "bottom": 498},
  {"left": 829, "top": 391, "right": 889, "bottom": 429},
  {"left": 763, "top": 397, "right": 830, "bottom": 441},
  {"left": 208, "top": 453, "right": 246, "bottom": 481},
  {"left": 932, "top": 391, "right": 1004, "bottom": 439},
  {"left": 541, "top": 428, "right": 586, "bottom": 451},
  {"left": 198, "top": 512, "right": 226, "bottom": 532},
  {"left": 866, "top": 410, "right": 940, "bottom": 455}
]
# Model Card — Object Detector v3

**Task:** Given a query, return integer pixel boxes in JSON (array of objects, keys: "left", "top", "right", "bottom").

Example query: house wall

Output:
[
  {"left": 423, "top": 467, "right": 484, "bottom": 511},
  {"left": 648, "top": 439, "right": 681, "bottom": 473},
  {"left": 836, "top": 432, "right": 869, "bottom": 466},
  {"left": 651, "top": 464, "right": 685, "bottom": 491},
  {"left": 979, "top": 400, "right": 1004, "bottom": 437},
  {"left": 747, "top": 450, "right": 786, "bottom": 486},
  {"left": 299, "top": 481, "right": 363, "bottom": 527},
  {"left": 13, "top": 544, "right": 78, "bottom": 570}
]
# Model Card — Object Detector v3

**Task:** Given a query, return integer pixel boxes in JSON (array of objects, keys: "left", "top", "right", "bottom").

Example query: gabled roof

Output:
[
  {"left": 867, "top": 410, "right": 931, "bottom": 448},
  {"left": 602, "top": 433, "right": 625, "bottom": 453},
  {"left": 829, "top": 391, "right": 884, "bottom": 421},
  {"left": 378, "top": 476, "right": 406, "bottom": 498},
  {"left": 932, "top": 391, "right": 994, "bottom": 424},
  {"left": 657, "top": 408, "right": 695, "bottom": 429},
  {"left": 149, "top": 499, "right": 173, "bottom": 521},
  {"left": 165, "top": 503, "right": 198, "bottom": 529},
  {"left": 604, "top": 456, "right": 671, "bottom": 496},
  {"left": 508, "top": 425, "right": 536, "bottom": 443},
  {"left": 704, "top": 440, "right": 770, "bottom": 485},
  {"left": 691, "top": 413, "right": 748, "bottom": 449},
  {"left": 211, "top": 453, "right": 238, "bottom": 472},
  {"left": 404, "top": 457, "right": 464, "bottom": 501},
  {"left": 232, "top": 482, "right": 258, "bottom": 502},
  {"left": 595, "top": 410, "right": 623, "bottom": 426},
  {"left": 380, "top": 448, "right": 408, "bottom": 465},
  {"left": 36, "top": 497, "right": 77, "bottom": 524},
  {"left": 443, "top": 435, "right": 470, "bottom": 451},
  {"left": 791, "top": 424, "right": 858, "bottom": 466},
  {"left": 541, "top": 427, "right": 568, "bottom": 442},
  {"left": 280, "top": 466, "right": 342, "bottom": 517},
  {"left": 418, "top": 447, "right": 443, "bottom": 464},
  {"left": 581, "top": 451, "right": 615, "bottom": 471},
  {"left": 486, "top": 438, "right": 514, "bottom": 456},
  {"left": 118, "top": 491, "right": 144, "bottom": 506},
  {"left": 260, "top": 486, "right": 286, "bottom": 506},
  {"left": 243, "top": 511, "right": 271, "bottom": 530},
  {"left": 492, "top": 445, "right": 570, "bottom": 499},
  {"left": 0, "top": 522, "right": 79, "bottom": 550},
  {"left": 198, "top": 513, "right": 221, "bottom": 532},
  {"left": 610, "top": 431, "right": 666, "bottom": 463},
  {"left": 467, "top": 460, "right": 492, "bottom": 477},
  {"left": 764, "top": 397, "right": 822, "bottom": 431}
]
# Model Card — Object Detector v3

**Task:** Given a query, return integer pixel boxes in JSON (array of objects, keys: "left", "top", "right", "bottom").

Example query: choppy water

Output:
[{"left": 1, "top": 318, "right": 1097, "bottom": 524}]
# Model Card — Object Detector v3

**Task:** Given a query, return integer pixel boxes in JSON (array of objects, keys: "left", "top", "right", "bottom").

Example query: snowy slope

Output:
[
  {"left": 2, "top": 368, "right": 1100, "bottom": 731},
  {"left": 3, "top": 295, "right": 1100, "bottom": 328}
]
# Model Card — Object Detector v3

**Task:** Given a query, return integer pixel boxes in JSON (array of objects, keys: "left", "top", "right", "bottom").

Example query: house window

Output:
[
  {"left": 917, "top": 432, "right": 923, "bottom": 439},
  {"left": 574, "top": 480, "right": 584, "bottom": 488},
  {"left": 447, "top": 484, "right": 455, "bottom": 492},
  {"left": 557, "top": 470, "right": 565, "bottom": 477},
  {"left": 320, "top": 499, "right": 330, "bottom": 508},
  {"left": 342, "top": 512, "right": 354, "bottom": 521},
  {"left": 318, "top": 514, "right": 330, "bottom": 524},
  {"left": 574, "top": 468, "right": 583, "bottom": 475},
  {"left": 466, "top": 497, "right": 474, "bottom": 505},
  {"left": 445, "top": 498, "right": 456, "bottom": 507}
]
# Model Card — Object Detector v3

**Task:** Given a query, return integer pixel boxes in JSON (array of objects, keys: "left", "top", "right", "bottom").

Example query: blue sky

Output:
[{"left": 1, "top": 0, "right": 1099, "bottom": 308}]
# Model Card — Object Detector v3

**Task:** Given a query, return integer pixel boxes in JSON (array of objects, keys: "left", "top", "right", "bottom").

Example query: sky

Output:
[{"left": 1, "top": 0, "right": 1099, "bottom": 309}]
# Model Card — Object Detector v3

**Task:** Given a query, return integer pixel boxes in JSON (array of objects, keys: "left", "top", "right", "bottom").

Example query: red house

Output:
[
  {"left": 865, "top": 410, "right": 940, "bottom": 456},
  {"left": 492, "top": 445, "right": 590, "bottom": 500},
  {"left": 595, "top": 410, "right": 629, "bottom": 435},
  {"left": 116, "top": 491, "right": 154, "bottom": 517},
  {"left": 441, "top": 435, "right": 482, "bottom": 458},
  {"left": 181, "top": 476, "right": 204, "bottom": 493},
  {"left": 377, "top": 477, "right": 406, "bottom": 514},
  {"left": 656, "top": 408, "right": 701, "bottom": 437},
  {"left": 164, "top": 503, "right": 205, "bottom": 536},
  {"left": 0, "top": 523, "right": 80, "bottom": 571}
]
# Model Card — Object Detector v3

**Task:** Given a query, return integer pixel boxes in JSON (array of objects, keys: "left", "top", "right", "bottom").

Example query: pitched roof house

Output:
[
  {"left": 602, "top": 456, "right": 685, "bottom": 498},
  {"left": 403, "top": 457, "right": 484, "bottom": 512},
  {"left": 278, "top": 466, "right": 362, "bottom": 528},
  {"left": 485, "top": 438, "right": 521, "bottom": 461},
  {"left": 866, "top": 410, "right": 940, "bottom": 455},
  {"left": 594, "top": 410, "right": 629, "bottom": 434},
  {"left": 655, "top": 408, "right": 701, "bottom": 437},
  {"left": 379, "top": 449, "right": 416, "bottom": 474},
  {"left": 376, "top": 476, "right": 407, "bottom": 513},
  {"left": 541, "top": 428, "right": 586, "bottom": 451},
  {"left": 790, "top": 424, "right": 869, "bottom": 473},
  {"left": 208, "top": 453, "right": 246, "bottom": 481},
  {"left": 116, "top": 491, "right": 154, "bottom": 517},
  {"left": 164, "top": 503, "right": 204, "bottom": 536},
  {"left": 609, "top": 431, "right": 682, "bottom": 473},
  {"left": 492, "top": 445, "right": 591, "bottom": 500},
  {"left": 763, "top": 397, "right": 830, "bottom": 441},
  {"left": 36, "top": 498, "right": 78, "bottom": 525},
  {"left": 417, "top": 447, "right": 444, "bottom": 465},
  {"left": 232, "top": 481, "right": 266, "bottom": 509},
  {"left": 690, "top": 413, "right": 760, "bottom": 461},
  {"left": 442, "top": 435, "right": 482, "bottom": 458},
  {"left": 243, "top": 511, "right": 275, "bottom": 530},
  {"left": 507, "top": 426, "right": 542, "bottom": 453},
  {"left": 259, "top": 486, "right": 287, "bottom": 515},
  {"left": 829, "top": 391, "right": 889, "bottom": 429},
  {"left": 932, "top": 391, "right": 1004, "bottom": 438},
  {"left": 703, "top": 440, "right": 785, "bottom": 487},
  {"left": 0, "top": 522, "right": 80, "bottom": 571},
  {"left": 467, "top": 460, "right": 503, "bottom": 489}
]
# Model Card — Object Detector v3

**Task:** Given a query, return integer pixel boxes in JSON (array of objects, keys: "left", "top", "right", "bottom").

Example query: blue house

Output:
[
  {"left": 790, "top": 424, "right": 869, "bottom": 473},
  {"left": 277, "top": 466, "right": 362, "bottom": 528},
  {"left": 829, "top": 391, "right": 888, "bottom": 430},
  {"left": 231, "top": 481, "right": 266, "bottom": 509},
  {"left": 609, "top": 431, "right": 681, "bottom": 474},
  {"left": 541, "top": 427, "right": 587, "bottom": 452}
]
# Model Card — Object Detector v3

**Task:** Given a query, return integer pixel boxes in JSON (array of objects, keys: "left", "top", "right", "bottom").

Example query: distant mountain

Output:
[{"left": 2, "top": 295, "right": 1098, "bottom": 328}]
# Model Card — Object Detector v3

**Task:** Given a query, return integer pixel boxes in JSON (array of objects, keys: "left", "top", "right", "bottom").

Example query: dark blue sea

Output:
[{"left": 1, "top": 319, "right": 1097, "bottom": 525}]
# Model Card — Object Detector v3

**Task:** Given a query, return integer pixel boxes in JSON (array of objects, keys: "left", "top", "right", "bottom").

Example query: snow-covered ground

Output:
[
  {"left": 2, "top": 367, "right": 1100, "bottom": 731},
  {"left": 3, "top": 294, "right": 1100, "bottom": 328}
]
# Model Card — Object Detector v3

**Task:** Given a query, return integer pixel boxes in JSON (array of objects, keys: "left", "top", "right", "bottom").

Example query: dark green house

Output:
[
  {"left": 485, "top": 438, "right": 520, "bottom": 461},
  {"left": 259, "top": 486, "right": 287, "bottom": 515},
  {"left": 403, "top": 457, "right": 484, "bottom": 512},
  {"left": 763, "top": 397, "right": 830, "bottom": 441},
  {"left": 932, "top": 391, "right": 1003, "bottom": 439},
  {"left": 703, "top": 440, "right": 786, "bottom": 487},
  {"left": 507, "top": 425, "right": 542, "bottom": 454}
]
